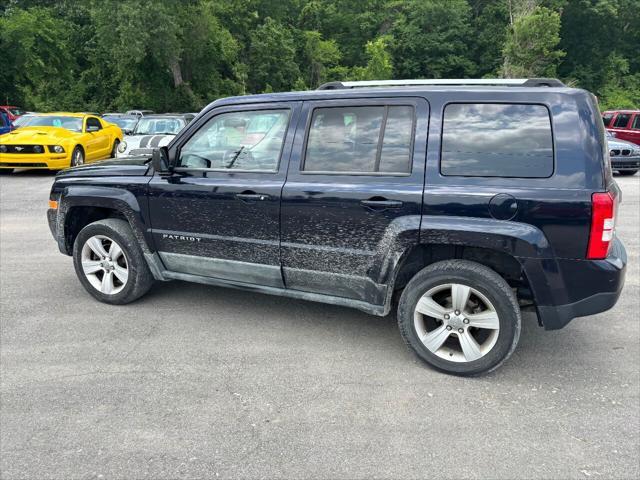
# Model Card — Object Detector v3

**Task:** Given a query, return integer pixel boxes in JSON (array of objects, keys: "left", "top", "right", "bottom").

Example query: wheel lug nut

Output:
[
  {"left": 444, "top": 314, "right": 450, "bottom": 320},
  {"left": 455, "top": 310, "right": 460, "bottom": 315},
  {"left": 458, "top": 328, "right": 464, "bottom": 333},
  {"left": 446, "top": 325, "right": 452, "bottom": 331},
  {"left": 463, "top": 318, "right": 469, "bottom": 324}
]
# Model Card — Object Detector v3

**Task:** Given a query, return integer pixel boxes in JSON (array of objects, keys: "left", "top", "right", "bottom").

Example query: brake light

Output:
[{"left": 587, "top": 192, "right": 616, "bottom": 259}]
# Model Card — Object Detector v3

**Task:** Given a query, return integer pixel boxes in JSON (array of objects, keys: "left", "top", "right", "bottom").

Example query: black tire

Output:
[
  {"left": 0, "top": 169, "right": 13, "bottom": 175},
  {"left": 71, "top": 146, "right": 84, "bottom": 167},
  {"left": 73, "top": 218, "right": 154, "bottom": 304},
  {"left": 110, "top": 139, "right": 120, "bottom": 158},
  {"left": 618, "top": 170, "right": 637, "bottom": 176},
  {"left": 398, "top": 259, "right": 521, "bottom": 376}
]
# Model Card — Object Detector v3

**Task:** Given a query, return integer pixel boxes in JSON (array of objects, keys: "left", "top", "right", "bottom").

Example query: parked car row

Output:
[
  {"left": 602, "top": 109, "right": 640, "bottom": 176},
  {"left": 0, "top": 109, "right": 196, "bottom": 173}
]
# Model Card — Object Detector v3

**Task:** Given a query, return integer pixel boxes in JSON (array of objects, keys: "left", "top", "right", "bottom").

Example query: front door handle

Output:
[
  {"left": 360, "top": 198, "right": 403, "bottom": 210},
  {"left": 236, "top": 192, "right": 270, "bottom": 202}
]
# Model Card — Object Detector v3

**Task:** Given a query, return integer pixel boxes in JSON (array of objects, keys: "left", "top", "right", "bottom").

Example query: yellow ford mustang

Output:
[{"left": 0, "top": 113, "right": 123, "bottom": 173}]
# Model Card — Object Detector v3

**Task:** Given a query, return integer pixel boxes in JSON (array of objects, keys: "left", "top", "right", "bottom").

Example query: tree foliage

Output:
[{"left": 0, "top": 0, "right": 638, "bottom": 110}]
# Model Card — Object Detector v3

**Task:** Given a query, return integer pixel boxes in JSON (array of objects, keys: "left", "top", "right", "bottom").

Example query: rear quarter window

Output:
[{"left": 441, "top": 103, "right": 554, "bottom": 178}]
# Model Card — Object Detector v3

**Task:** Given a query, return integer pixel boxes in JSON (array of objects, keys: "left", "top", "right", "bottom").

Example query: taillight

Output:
[{"left": 587, "top": 192, "right": 616, "bottom": 259}]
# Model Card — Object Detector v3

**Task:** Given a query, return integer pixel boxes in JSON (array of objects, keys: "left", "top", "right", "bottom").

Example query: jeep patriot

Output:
[{"left": 48, "top": 78, "right": 627, "bottom": 375}]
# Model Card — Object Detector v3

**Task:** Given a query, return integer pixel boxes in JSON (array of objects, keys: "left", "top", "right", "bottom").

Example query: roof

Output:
[
  {"left": 603, "top": 109, "right": 640, "bottom": 114},
  {"left": 33, "top": 112, "right": 88, "bottom": 118},
  {"left": 204, "top": 83, "right": 581, "bottom": 113}
]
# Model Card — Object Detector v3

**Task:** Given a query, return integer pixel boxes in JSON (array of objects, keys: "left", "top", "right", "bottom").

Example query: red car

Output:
[
  {"left": 602, "top": 110, "right": 640, "bottom": 145},
  {"left": 0, "top": 106, "right": 25, "bottom": 122}
]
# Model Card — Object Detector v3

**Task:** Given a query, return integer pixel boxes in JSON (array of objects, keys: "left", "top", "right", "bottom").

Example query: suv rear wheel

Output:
[
  {"left": 398, "top": 259, "right": 521, "bottom": 376},
  {"left": 73, "top": 218, "right": 154, "bottom": 304}
]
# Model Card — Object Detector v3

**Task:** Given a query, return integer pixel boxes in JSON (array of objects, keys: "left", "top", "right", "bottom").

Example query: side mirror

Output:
[
  {"left": 152, "top": 146, "right": 172, "bottom": 173},
  {"left": 123, "top": 129, "right": 133, "bottom": 135},
  {"left": 86, "top": 125, "right": 100, "bottom": 133}
]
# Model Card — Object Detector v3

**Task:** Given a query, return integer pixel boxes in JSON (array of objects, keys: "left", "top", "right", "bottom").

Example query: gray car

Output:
[{"left": 606, "top": 130, "right": 639, "bottom": 176}]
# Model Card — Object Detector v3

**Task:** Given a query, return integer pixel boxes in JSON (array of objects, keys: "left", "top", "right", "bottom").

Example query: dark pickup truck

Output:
[{"left": 48, "top": 78, "right": 627, "bottom": 375}]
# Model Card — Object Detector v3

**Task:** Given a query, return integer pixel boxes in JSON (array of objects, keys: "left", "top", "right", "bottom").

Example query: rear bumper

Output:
[{"left": 529, "top": 238, "right": 627, "bottom": 330}]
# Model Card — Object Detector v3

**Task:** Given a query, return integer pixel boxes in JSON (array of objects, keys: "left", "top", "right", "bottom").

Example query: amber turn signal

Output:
[{"left": 48, "top": 200, "right": 58, "bottom": 210}]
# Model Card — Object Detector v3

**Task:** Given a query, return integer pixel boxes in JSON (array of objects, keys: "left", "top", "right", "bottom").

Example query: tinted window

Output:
[
  {"left": 632, "top": 115, "right": 640, "bottom": 130},
  {"left": 303, "top": 105, "right": 414, "bottom": 174},
  {"left": 179, "top": 109, "right": 289, "bottom": 171},
  {"left": 613, "top": 114, "right": 631, "bottom": 128},
  {"left": 602, "top": 113, "right": 614, "bottom": 127},
  {"left": 441, "top": 103, "right": 553, "bottom": 178},
  {"left": 86, "top": 117, "right": 102, "bottom": 130}
]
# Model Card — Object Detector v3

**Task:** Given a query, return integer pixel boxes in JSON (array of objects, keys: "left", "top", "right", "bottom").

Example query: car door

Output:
[
  {"left": 610, "top": 112, "right": 633, "bottom": 143},
  {"left": 83, "top": 116, "right": 108, "bottom": 160},
  {"left": 147, "top": 102, "right": 300, "bottom": 287},
  {"left": 280, "top": 97, "right": 428, "bottom": 305},
  {"left": 628, "top": 113, "right": 640, "bottom": 145}
]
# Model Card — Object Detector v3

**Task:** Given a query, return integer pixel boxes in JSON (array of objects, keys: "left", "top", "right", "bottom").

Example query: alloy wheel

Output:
[
  {"left": 80, "top": 235, "right": 129, "bottom": 295},
  {"left": 413, "top": 283, "right": 500, "bottom": 363},
  {"left": 72, "top": 148, "right": 84, "bottom": 166}
]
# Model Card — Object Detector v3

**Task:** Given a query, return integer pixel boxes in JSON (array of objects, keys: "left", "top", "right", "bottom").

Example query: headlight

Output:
[
  {"left": 48, "top": 145, "right": 65, "bottom": 153},
  {"left": 117, "top": 141, "right": 127, "bottom": 153},
  {"left": 0, "top": 145, "right": 6, "bottom": 153}
]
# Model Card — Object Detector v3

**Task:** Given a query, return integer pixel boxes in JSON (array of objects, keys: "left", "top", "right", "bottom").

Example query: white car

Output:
[{"left": 116, "top": 114, "right": 195, "bottom": 157}]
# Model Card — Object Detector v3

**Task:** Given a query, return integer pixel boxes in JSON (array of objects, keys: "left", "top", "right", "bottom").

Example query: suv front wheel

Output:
[
  {"left": 73, "top": 218, "right": 154, "bottom": 304},
  {"left": 398, "top": 259, "right": 521, "bottom": 376}
]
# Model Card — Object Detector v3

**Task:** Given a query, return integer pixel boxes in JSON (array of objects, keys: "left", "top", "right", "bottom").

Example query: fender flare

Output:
[
  {"left": 380, "top": 215, "right": 561, "bottom": 313},
  {"left": 56, "top": 185, "right": 152, "bottom": 254}
]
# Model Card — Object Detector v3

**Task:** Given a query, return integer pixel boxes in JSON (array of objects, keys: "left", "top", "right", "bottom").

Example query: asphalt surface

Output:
[{"left": 1, "top": 170, "right": 639, "bottom": 480}]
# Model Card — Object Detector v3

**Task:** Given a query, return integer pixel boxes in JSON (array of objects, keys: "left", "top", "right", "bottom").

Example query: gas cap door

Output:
[{"left": 488, "top": 193, "right": 518, "bottom": 220}]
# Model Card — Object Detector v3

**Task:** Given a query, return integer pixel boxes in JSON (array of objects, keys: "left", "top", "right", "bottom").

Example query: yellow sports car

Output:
[{"left": 0, "top": 112, "right": 123, "bottom": 173}]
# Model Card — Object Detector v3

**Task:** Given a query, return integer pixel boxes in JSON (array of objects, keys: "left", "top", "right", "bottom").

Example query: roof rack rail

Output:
[{"left": 317, "top": 78, "right": 566, "bottom": 90}]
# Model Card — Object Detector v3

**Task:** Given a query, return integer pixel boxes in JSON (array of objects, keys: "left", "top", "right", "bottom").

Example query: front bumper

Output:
[
  {"left": 611, "top": 155, "right": 640, "bottom": 171},
  {"left": 0, "top": 152, "right": 71, "bottom": 170},
  {"left": 532, "top": 238, "right": 627, "bottom": 330}
]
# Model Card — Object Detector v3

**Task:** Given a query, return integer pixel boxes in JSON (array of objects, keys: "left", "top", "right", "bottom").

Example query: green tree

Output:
[
  {"left": 0, "top": 7, "right": 74, "bottom": 109},
  {"left": 348, "top": 36, "right": 394, "bottom": 80},
  {"left": 389, "top": 0, "right": 476, "bottom": 79},
  {"left": 303, "top": 30, "right": 341, "bottom": 87},
  {"left": 502, "top": 5, "right": 565, "bottom": 77},
  {"left": 248, "top": 17, "right": 300, "bottom": 93}
]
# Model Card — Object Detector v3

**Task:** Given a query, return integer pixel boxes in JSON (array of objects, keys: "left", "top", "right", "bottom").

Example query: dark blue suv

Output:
[{"left": 48, "top": 79, "right": 627, "bottom": 375}]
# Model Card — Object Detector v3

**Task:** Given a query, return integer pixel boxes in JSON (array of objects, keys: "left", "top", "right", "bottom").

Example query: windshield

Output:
[
  {"left": 104, "top": 116, "right": 138, "bottom": 131},
  {"left": 134, "top": 117, "right": 184, "bottom": 135},
  {"left": 13, "top": 115, "right": 34, "bottom": 127},
  {"left": 27, "top": 115, "right": 83, "bottom": 132}
]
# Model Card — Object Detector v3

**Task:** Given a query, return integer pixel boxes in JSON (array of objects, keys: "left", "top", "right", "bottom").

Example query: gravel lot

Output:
[{"left": 1, "top": 170, "right": 638, "bottom": 480}]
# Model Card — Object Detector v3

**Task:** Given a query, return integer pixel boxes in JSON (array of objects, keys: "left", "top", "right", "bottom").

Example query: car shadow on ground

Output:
[
  {"left": 139, "top": 278, "right": 599, "bottom": 379},
  {"left": 2, "top": 169, "right": 58, "bottom": 177}
]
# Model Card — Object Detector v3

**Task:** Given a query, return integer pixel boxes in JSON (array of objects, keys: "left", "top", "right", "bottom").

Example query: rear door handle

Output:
[
  {"left": 360, "top": 198, "right": 403, "bottom": 210},
  {"left": 235, "top": 192, "right": 270, "bottom": 202}
]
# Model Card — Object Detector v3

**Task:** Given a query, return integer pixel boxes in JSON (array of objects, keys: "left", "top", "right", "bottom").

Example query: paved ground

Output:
[{"left": 1, "top": 170, "right": 638, "bottom": 480}]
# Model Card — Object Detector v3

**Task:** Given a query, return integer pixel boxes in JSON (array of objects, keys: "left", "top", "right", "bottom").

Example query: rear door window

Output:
[
  {"left": 303, "top": 105, "right": 414, "bottom": 174},
  {"left": 613, "top": 114, "right": 631, "bottom": 128},
  {"left": 441, "top": 103, "right": 554, "bottom": 178},
  {"left": 631, "top": 115, "right": 640, "bottom": 130}
]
